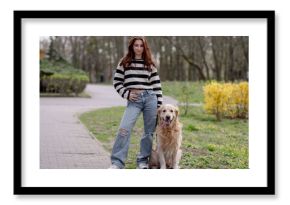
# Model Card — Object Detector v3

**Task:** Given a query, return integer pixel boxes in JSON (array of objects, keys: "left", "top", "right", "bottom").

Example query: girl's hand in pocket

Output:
[{"left": 129, "top": 92, "right": 139, "bottom": 101}]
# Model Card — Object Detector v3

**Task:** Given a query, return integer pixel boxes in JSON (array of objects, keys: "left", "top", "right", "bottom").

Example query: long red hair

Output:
[{"left": 120, "top": 36, "right": 155, "bottom": 71}]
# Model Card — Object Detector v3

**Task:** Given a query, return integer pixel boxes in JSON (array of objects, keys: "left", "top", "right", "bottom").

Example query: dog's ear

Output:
[
  {"left": 174, "top": 106, "right": 179, "bottom": 117},
  {"left": 156, "top": 105, "right": 162, "bottom": 125},
  {"left": 157, "top": 106, "right": 163, "bottom": 115},
  {"left": 157, "top": 106, "right": 163, "bottom": 125}
]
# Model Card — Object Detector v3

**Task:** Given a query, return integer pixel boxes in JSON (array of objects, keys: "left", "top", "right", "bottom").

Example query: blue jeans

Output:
[{"left": 111, "top": 90, "right": 158, "bottom": 168}]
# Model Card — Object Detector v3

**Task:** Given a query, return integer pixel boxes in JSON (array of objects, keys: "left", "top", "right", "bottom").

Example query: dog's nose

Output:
[{"left": 166, "top": 116, "right": 170, "bottom": 120}]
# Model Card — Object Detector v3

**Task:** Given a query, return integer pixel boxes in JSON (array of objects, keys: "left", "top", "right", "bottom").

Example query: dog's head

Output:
[{"left": 157, "top": 104, "right": 179, "bottom": 127}]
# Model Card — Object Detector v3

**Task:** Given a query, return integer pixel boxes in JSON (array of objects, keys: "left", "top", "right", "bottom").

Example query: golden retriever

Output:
[{"left": 149, "top": 104, "right": 182, "bottom": 169}]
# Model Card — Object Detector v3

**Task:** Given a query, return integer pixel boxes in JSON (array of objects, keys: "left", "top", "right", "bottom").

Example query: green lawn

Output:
[
  {"left": 162, "top": 81, "right": 205, "bottom": 103},
  {"left": 79, "top": 101, "right": 248, "bottom": 169}
]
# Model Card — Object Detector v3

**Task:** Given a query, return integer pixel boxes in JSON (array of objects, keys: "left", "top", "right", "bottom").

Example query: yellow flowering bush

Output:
[
  {"left": 203, "top": 82, "right": 248, "bottom": 120},
  {"left": 236, "top": 82, "right": 249, "bottom": 118}
]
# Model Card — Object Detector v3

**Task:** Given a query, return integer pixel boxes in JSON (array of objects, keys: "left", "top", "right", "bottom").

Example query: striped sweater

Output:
[{"left": 113, "top": 59, "right": 163, "bottom": 107}]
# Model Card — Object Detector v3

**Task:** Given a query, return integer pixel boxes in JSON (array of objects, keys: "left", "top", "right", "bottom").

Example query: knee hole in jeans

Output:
[{"left": 119, "top": 128, "right": 129, "bottom": 137}]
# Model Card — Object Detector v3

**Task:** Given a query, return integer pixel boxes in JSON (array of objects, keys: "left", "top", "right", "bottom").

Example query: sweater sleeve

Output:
[
  {"left": 113, "top": 64, "right": 130, "bottom": 100},
  {"left": 150, "top": 67, "right": 163, "bottom": 107}
]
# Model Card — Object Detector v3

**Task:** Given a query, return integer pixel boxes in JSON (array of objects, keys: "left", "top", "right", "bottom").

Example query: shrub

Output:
[
  {"left": 225, "top": 82, "right": 248, "bottom": 119},
  {"left": 180, "top": 82, "right": 192, "bottom": 116},
  {"left": 203, "top": 82, "right": 228, "bottom": 121},
  {"left": 203, "top": 81, "right": 248, "bottom": 120},
  {"left": 41, "top": 73, "right": 89, "bottom": 96},
  {"left": 40, "top": 59, "right": 89, "bottom": 96}
]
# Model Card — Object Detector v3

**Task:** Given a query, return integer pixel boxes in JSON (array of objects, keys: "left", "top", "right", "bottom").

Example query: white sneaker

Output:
[
  {"left": 108, "top": 164, "right": 121, "bottom": 169},
  {"left": 137, "top": 163, "right": 149, "bottom": 169}
]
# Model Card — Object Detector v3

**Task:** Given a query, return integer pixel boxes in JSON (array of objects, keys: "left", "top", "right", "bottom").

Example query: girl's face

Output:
[{"left": 133, "top": 39, "right": 144, "bottom": 58}]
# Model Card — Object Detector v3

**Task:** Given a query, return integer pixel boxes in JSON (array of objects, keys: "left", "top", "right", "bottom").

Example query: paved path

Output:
[{"left": 40, "top": 84, "right": 177, "bottom": 169}]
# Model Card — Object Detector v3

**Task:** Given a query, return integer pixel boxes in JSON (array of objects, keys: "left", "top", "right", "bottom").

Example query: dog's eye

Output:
[
  {"left": 170, "top": 110, "right": 173, "bottom": 112},
  {"left": 162, "top": 110, "right": 166, "bottom": 112}
]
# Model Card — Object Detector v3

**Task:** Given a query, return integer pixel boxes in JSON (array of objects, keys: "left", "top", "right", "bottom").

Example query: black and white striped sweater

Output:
[{"left": 113, "top": 59, "right": 163, "bottom": 107}]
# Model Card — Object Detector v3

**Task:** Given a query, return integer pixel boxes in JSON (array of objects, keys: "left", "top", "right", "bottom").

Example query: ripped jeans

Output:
[{"left": 111, "top": 90, "right": 157, "bottom": 168}]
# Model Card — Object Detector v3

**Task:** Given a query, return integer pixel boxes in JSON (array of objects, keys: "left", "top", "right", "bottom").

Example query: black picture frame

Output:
[{"left": 14, "top": 10, "right": 275, "bottom": 195}]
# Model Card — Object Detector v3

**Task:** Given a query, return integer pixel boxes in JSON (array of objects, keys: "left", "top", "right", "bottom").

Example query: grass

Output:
[
  {"left": 162, "top": 81, "right": 205, "bottom": 103},
  {"left": 178, "top": 106, "right": 248, "bottom": 169},
  {"left": 79, "top": 105, "right": 248, "bottom": 169}
]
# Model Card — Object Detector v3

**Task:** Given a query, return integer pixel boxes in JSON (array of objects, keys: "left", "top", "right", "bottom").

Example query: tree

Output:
[{"left": 40, "top": 36, "right": 249, "bottom": 83}]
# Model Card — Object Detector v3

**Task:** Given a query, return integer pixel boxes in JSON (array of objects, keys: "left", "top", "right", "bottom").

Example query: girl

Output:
[{"left": 109, "top": 36, "right": 163, "bottom": 169}]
